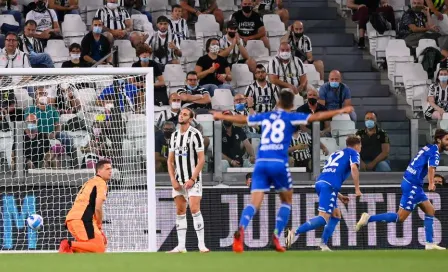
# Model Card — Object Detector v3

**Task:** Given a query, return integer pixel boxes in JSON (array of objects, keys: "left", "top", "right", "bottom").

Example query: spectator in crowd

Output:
[
  {"left": 396, "top": 0, "right": 443, "bottom": 52},
  {"left": 98, "top": 79, "right": 140, "bottom": 113},
  {"left": 282, "top": 21, "right": 324, "bottom": 80},
  {"left": 23, "top": 113, "right": 52, "bottom": 170},
  {"left": 221, "top": 111, "right": 255, "bottom": 172},
  {"left": 245, "top": 172, "right": 252, "bottom": 188},
  {"left": 155, "top": 120, "right": 175, "bottom": 172},
  {"left": 425, "top": 68, "right": 448, "bottom": 120},
  {"left": 48, "top": 0, "right": 79, "bottom": 22},
  {"left": 244, "top": 64, "right": 279, "bottom": 113},
  {"left": 119, "top": 0, "right": 142, "bottom": 16},
  {"left": 80, "top": 121, "right": 112, "bottom": 169},
  {"left": 195, "top": 38, "right": 233, "bottom": 96},
  {"left": 0, "top": 88, "right": 22, "bottom": 123},
  {"left": 268, "top": 42, "right": 307, "bottom": 95},
  {"left": 25, "top": 87, "right": 77, "bottom": 168},
  {"left": 318, "top": 70, "right": 357, "bottom": 121},
  {"left": 288, "top": 127, "right": 329, "bottom": 171},
  {"left": 146, "top": 16, "right": 182, "bottom": 71},
  {"left": 0, "top": 32, "right": 31, "bottom": 68},
  {"left": 129, "top": 31, "right": 149, "bottom": 48},
  {"left": 254, "top": 0, "right": 289, "bottom": 27},
  {"left": 131, "top": 43, "right": 167, "bottom": 106},
  {"left": 179, "top": 0, "right": 224, "bottom": 29},
  {"left": 348, "top": 0, "right": 395, "bottom": 49},
  {"left": 25, "top": 0, "right": 62, "bottom": 46},
  {"left": 425, "top": 0, "right": 446, "bottom": 20},
  {"left": 131, "top": 0, "right": 153, "bottom": 23},
  {"left": 219, "top": 20, "right": 256, "bottom": 73},
  {"left": 296, "top": 88, "right": 331, "bottom": 137},
  {"left": 231, "top": 0, "right": 270, "bottom": 51},
  {"left": 18, "top": 20, "right": 55, "bottom": 68},
  {"left": 177, "top": 71, "right": 211, "bottom": 111},
  {"left": 52, "top": 83, "right": 81, "bottom": 114},
  {"left": 155, "top": 93, "right": 182, "bottom": 129},
  {"left": 232, "top": 93, "right": 258, "bottom": 137},
  {"left": 434, "top": 174, "right": 446, "bottom": 187},
  {"left": 169, "top": 4, "right": 189, "bottom": 43},
  {"left": 62, "top": 43, "right": 90, "bottom": 68},
  {"left": 95, "top": 0, "right": 133, "bottom": 43},
  {"left": 81, "top": 18, "right": 112, "bottom": 66},
  {"left": 356, "top": 111, "right": 391, "bottom": 172},
  {"left": 0, "top": 0, "right": 23, "bottom": 28}
]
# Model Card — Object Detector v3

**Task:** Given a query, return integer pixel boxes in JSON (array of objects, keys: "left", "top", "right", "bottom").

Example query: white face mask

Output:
[
  {"left": 171, "top": 102, "right": 181, "bottom": 110},
  {"left": 70, "top": 53, "right": 80, "bottom": 60},
  {"left": 38, "top": 96, "right": 47, "bottom": 105},
  {"left": 105, "top": 103, "right": 114, "bottom": 110},
  {"left": 107, "top": 2, "right": 118, "bottom": 10},
  {"left": 279, "top": 51, "right": 291, "bottom": 60},
  {"left": 209, "top": 45, "right": 220, "bottom": 54},
  {"left": 158, "top": 30, "right": 167, "bottom": 35}
]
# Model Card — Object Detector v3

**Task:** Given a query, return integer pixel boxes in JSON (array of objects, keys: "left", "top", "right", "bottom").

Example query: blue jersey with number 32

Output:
[
  {"left": 403, "top": 144, "right": 440, "bottom": 186},
  {"left": 247, "top": 110, "right": 310, "bottom": 163},
  {"left": 317, "top": 148, "right": 360, "bottom": 191}
]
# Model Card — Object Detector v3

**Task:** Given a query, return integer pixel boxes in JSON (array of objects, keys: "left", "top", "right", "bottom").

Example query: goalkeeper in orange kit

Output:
[{"left": 58, "top": 160, "right": 112, "bottom": 253}]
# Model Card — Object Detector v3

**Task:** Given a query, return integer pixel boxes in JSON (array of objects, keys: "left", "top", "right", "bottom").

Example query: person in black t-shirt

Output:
[
  {"left": 177, "top": 71, "right": 211, "bottom": 111},
  {"left": 62, "top": 43, "right": 91, "bottom": 68},
  {"left": 81, "top": 17, "right": 112, "bottom": 66},
  {"left": 155, "top": 120, "right": 175, "bottom": 172},
  {"left": 194, "top": 38, "right": 233, "bottom": 96},
  {"left": 230, "top": 0, "right": 270, "bottom": 51},
  {"left": 131, "top": 43, "right": 168, "bottom": 107}
]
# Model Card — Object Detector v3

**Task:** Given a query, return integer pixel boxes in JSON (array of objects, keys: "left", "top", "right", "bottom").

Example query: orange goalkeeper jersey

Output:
[{"left": 66, "top": 176, "right": 108, "bottom": 222}]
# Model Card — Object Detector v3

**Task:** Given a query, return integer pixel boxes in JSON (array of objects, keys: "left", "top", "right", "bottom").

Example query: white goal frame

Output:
[{"left": 0, "top": 67, "right": 157, "bottom": 253}]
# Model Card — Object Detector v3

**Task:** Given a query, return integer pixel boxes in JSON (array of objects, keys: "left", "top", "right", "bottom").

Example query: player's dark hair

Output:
[
  {"left": 205, "top": 38, "right": 219, "bottom": 52},
  {"left": 278, "top": 90, "right": 294, "bottom": 109},
  {"left": 172, "top": 4, "right": 181, "bottom": 10},
  {"left": 434, "top": 129, "right": 448, "bottom": 144},
  {"left": 346, "top": 135, "right": 361, "bottom": 147},
  {"left": 95, "top": 160, "right": 111, "bottom": 174}
]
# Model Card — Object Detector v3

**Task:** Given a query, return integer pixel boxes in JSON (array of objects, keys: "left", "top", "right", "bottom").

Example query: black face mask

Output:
[
  {"left": 223, "top": 121, "right": 232, "bottom": 127},
  {"left": 228, "top": 32, "right": 236, "bottom": 38},
  {"left": 242, "top": 6, "right": 253, "bottom": 13},
  {"left": 35, "top": 0, "right": 47, "bottom": 12},
  {"left": 294, "top": 33, "right": 303, "bottom": 38},
  {"left": 308, "top": 98, "right": 317, "bottom": 105},
  {"left": 163, "top": 131, "right": 173, "bottom": 139}
]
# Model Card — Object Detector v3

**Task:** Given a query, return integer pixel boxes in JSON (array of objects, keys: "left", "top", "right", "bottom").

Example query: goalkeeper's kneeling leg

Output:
[{"left": 66, "top": 220, "right": 106, "bottom": 253}]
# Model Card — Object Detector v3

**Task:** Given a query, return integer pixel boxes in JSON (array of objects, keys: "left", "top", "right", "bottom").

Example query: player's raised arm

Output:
[
  {"left": 307, "top": 106, "right": 354, "bottom": 123},
  {"left": 212, "top": 111, "right": 249, "bottom": 124}
]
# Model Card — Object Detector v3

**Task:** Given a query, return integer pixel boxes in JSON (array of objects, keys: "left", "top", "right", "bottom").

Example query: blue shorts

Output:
[
  {"left": 399, "top": 179, "right": 428, "bottom": 211},
  {"left": 251, "top": 160, "right": 293, "bottom": 192},
  {"left": 315, "top": 181, "right": 338, "bottom": 214}
]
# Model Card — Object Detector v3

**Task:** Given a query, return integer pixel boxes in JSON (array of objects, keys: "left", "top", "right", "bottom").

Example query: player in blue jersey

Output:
[
  {"left": 212, "top": 90, "right": 354, "bottom": 253},
  {"left": 284, "top": 135, "right": 362, "bottom": 250},
  {"left": 355, "top": 129, "right": 448, "bottom": 250}
]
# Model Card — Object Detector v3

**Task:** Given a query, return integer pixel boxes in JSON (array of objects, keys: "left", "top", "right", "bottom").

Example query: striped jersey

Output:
[
  {"left": 244, "top": 81, "right": 279, "bottom": 113},
  {"left": 117, "top": 0, "right": 148, "bottom": 6},
  {"left": 146, "top": 32, "right": 180, "bottom": 64},
  {"left": 95, "top": 6, "right": 130, "bottom": 30},
  {"left": 267, "top": 56, "right": 305, "bottom": 87},
  {"left": 219, "top": 35, "right": 245, "bottom": 64},
  {"left": 290, "top": 132, "right": 312, "bottom": 162},
  {"left": 169, "top": 18, "right": 189, "bottom": 43},
  {"left": 425, "top": 83, "right": 448, "bottom": 118},
  {"left": 169, "top": 125, "right": 205, "bottom": 183}
]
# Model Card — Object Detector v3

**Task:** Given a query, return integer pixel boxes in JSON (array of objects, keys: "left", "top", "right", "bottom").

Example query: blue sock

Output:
[
  {"left": 295, "top": 215, "right": 327, "bottom": 236},
  {"left": 274, "top": 203, "right": 291, "bottom": 237},
  {"left": 239, "top": 204, "right": 256, "bottom": 230},
  {"left": 321, "top": 217, "right": 340, "bottom": 245},
  {"left": 424, "top": 215, "right": 434, "bottom": 243},
  {"left": 367, "top": 213, "right": 398, "bottom": 223}
]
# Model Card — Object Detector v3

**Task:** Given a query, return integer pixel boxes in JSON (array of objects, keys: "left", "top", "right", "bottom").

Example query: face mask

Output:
[
  {"left": 294, "top": 32, "right": 303, "bottom": 38},
  {"left": 107, "top": 2, "right": 118, "bottom": 10},
  {"left": 163, "top": 131, "right": 173, "bottom": 139},
  {"left": 93, "top": 127, "right": 101, "bottom": 136},
  {"left": 27, "top": 123, "right": 38, "bottom": 131},
  {"left": 365, "top": 120, "right": 375, "bottom": 129},
  {"left": 235, "top": 103, "right": 246, "bottom": 111},
  {"left": 279, "top": 51, "right": 291, "bottom": 60},
  {"left": 413, "top": 6, "right": 424, "bottom": 11},
  {"left": 242, "top": 6, "right": 253, "bottom": 13},
  {"left": 209, "top": 44, "right": 220, "bottom": 54},
  {"left": 105, "top": 103, "right": 114, "bottom": 110},
  {"left": 140, "top": 56, "right": 150, "bottom": 62},
  {"left": 70, "top": 53, "right": 80, "bottom": 60},
  {"left": 187, "top": 84, "right": 197, "bottom": 90},
  {"left": 93, "top": 26, "right": 102, "bottom": 34},
  {"left": 228, "top": 32, "right": 236, "bottom": 38},
  {"left": 223, "top": 121, "right": 232, "bottom": 127},
  {"left": 38, "top": 96, "right": 47, "bottom": 105},
  {"left": 171, "top": 101, "right": 181, "bottom": 110},
  {"left": 329, "top": 81, "right": 340, "bottom": 88},
  {"left": 308, "top": 98, "right": 317, "bottom": 105},
  {"left": 440, "top": 75, "right": 448, "bottom": 82},
  {"left": 158, "top": 30, "right": 167, "bottom": 35},
  {"left": 36, "top": 0, "right": 46, "bottom": 11}
]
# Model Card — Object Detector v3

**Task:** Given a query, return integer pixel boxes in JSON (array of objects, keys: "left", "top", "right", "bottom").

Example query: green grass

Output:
[{"left": 0, "top": 251, "right": 447, "bottom": 272}]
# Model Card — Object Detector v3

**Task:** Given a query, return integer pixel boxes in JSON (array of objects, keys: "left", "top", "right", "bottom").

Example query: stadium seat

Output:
[
  {"left": 131, "top": 14, "right": 153, "bottom": 33},
  {"left": 44, "top": 40, "right": 70, "bottom": 66},
  {"left": 114, "top": 40, "right": 136, "bottom": 67},
  {"left": 179, "top": 40, "right": 203, "bottom": 72},
  {"left": 0, "top": 131, "right": 13, "bottom": 168},
  {"left": 293, "top": 94, "right": 304, "bottom": 109},
  {"left": 332, "top": 114, "right": 351, "bottom": 121},
  {"left": 195, "top": 15, "right": 221, "bottom": 51},
  {"left": 416, "top": 39, "right": 439, "bottom": 62},
  {"left": 304, "top": 64, "right": 323, "bottom": 87},
  {"left": 85, "top": 5, "right": 103, "bottom": 27},
  {"left": 145, "top": 0, "right": 170, "bottom": 24},
  {"left": 268, "top": 36, "right": 281, "bottom": 56},
  {"left": 212, "top": 89, "right": 233, "bottom": 110},
  {"left": 330, "top": 120, "right": 356, "bottom": 136},
  {"left": 123, "top": 114, "right": 147, "bottom": 162},
  {"left": 216, "top": 0, "right": 237, "bottom": 18},
  {"left": 246, "top": 40, "right": 270, "bottom": 65},
  {"left": 320, "top": 137, "right": 339, "bottom": 154},
  {"left": 0, "top": 14, "right": 18, "bottom": 28},
  {"left": 59, "top": 114, "right": 78, "bottom": 125},
  {"left": 62, "top": 14, "right": 88, "bottom": 47},
  {"left": 440, "top": 113, "right": 448, "bottom": 131},
  {"left": 367, "top": 29, "right": 396, "bottom": 67},
  {"left": 196, "top": 114, "right": 214, "bottom": 137},
  {"left": 14, "top": 89, "right": 33, "bottom": 109},
  {"left": 163, "top": 64, "right": 186, "bottom": 93},
  {"left": 263, "top": 14, "right": 286, "bottom": 36},
  {"left": 402, "top": 63, "right": 429, "bottom": 114},
  {"left": 230, "top": 64, "right": 253, "bottom": 94},
  {"left": 386, "top": 39, "right": 412, "bottom": 81}
]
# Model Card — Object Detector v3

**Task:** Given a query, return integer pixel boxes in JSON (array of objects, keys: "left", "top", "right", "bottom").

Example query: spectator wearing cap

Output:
[
  {"left": 230, "top": 0, "right": 270, "bottom": 51},
  {"left": 177, "top": 71, "right": 211, "bottom": 111},
  {"left": 179, "top": 0, "right": 224, "bottom": 29},
  {"left": 297, "top": 88, "right": 330, "bottom": 136},
  {"left": 221, "top": 111, "right": 255, "bottom": 172},
  {"left": 62, "top": 43, "right": 90, "bottom": 68},
  {"left": 81, "top": 18, "right": 112, "bottom": 66},
  {"left": 318, "top": 70, "right": 357, "bottom": 121},
  {"left": 145, "top": 16, "right": 182, "bottom": 72},
  {"left": 95, "top": 0, "right": 133, "bottom": 43},
  {"left": 18, "top": 20, "right": 55, "bottom": 68},
  {"left": 219, "top": 20, "right": 256, "bottom": 73}
]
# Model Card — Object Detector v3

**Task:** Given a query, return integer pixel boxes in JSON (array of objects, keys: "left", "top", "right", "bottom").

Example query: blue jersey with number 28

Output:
[
  {"left": 403, "top": 144, "right": 440, "bottom": 186},
  {"left": 317, "top": 148, "right": 360, "bottom": 191},
  {"left": 247, "top": 110, "right": 310, "bottom": 163}
]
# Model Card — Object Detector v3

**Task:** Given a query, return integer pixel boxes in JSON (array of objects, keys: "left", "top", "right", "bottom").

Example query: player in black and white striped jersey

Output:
[
  {"left": 244, "top": 64, "right": 279, "bottom": 113},
  {"left": 167, "top": 107, "right": 209, "bottom": 253},
  {"left": 169, "top": 5, "right": 189, "bottom": 44},
  {"left": 95, "top": 0, "right": 132, "bottom": 41}
]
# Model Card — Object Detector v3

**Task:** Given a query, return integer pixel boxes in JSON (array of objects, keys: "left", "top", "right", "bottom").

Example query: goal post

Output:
[{"left": 0, "top": 67, "right": 157, "bottom": 252}]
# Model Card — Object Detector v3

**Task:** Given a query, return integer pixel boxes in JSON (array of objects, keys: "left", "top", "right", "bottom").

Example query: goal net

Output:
[{"left": 0, "top": 68, "right": 156, "bottom": 252}]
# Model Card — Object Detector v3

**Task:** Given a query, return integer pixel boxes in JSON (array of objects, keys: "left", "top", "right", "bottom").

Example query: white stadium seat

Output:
[
  {"left": 212, "top": 89, "right": 233, "bottom": 110},
  {"left": 416, "top": 39, "right": 439, "bottom": 62},
  {"left": 14, "top": 89, "right": 33, "bottom": 109},
  {"left": 196, "top": 114, "right": 214, "bottom": 137},
  {"left": 114, "top": 40, "right": 136, "bottom": 67},
  {"left": 44, "top": 40, "right": 69, "bottom": 65},
  {"left": 332, "top": 114, "right": 351, "bottom": 121},
  {"left": 0, "top": 14, "right": 18, "bottom": 28},
  {"left": 180, "top": 40, "right": 203, "bottom": 72},
  {"left": 0, "top": 131, "right": 13, "bottom": 167},
  {"left": 74, "top": 88, "right": 97, "bottom": 107},
  {"left": 163, "top": 64, "right": 186, "bottom": 93},
  {"left": 386, "top": 39, "right": 413, "bottom": 81},
  {"left": 195, "top": 14, "right": 221, "bottom": 51},
  {"left": 293, "top": 94, "right": 304, "bottom": 109},
  {"left": 263, "top": 14, "right": 286, "bottom": 36},
  {"left": 402, "top": 63, "right": 429, "bottom": 114},
  {"left": 131, "top": 14, "right": 153, "bottom": 32},
  {"left": 246, "top": 40, "right": 270, "bottom": 64},
  {"left": 230, "top": 64, "right": 253, "bottom": 94}
]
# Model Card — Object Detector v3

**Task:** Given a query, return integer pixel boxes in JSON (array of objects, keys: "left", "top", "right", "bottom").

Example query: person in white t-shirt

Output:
[{"left": 25, "top": 0, "right": 61, "bottom": 46}]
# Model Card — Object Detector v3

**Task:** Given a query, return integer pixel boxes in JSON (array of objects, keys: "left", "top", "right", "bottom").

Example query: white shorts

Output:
[{"left": 172, "top": 182, "right": 203, "bottom": 199}]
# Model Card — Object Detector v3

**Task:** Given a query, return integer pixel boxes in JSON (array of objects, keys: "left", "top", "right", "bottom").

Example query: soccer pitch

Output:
[{"left": 0, "top": 251, "right": 447, "bottom": 272}]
